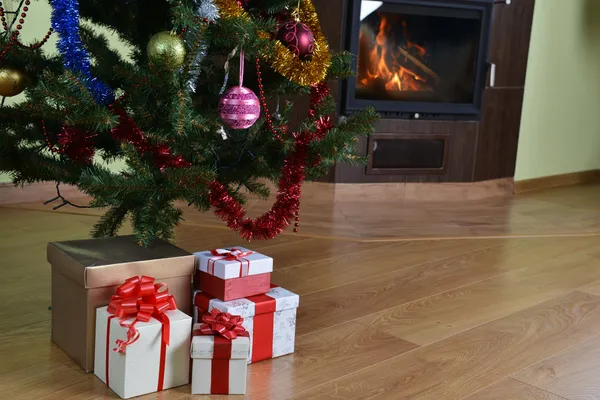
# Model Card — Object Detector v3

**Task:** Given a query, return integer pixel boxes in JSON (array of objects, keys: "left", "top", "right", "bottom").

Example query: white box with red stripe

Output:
[{"left": 193, "top": 286, "right": 299, "bottom": 364}]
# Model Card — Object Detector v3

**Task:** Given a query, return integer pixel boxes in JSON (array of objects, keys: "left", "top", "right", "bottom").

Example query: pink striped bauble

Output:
[{"left": 218, "top": 86, "right": 261, "bottom": 130}]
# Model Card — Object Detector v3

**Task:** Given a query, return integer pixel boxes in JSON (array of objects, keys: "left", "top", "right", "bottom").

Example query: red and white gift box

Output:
[
  {"left": 194, "top": 247, "right": 273, "bottom": 301},
  {"left": 194, "top": 285, "right": 299, "bottom": 364},
  {"left": 190, "top": 311, "right": 250, "bottom": 395},
  {"left": 93, "top": 276, "right": 192, "bottom": 399}
]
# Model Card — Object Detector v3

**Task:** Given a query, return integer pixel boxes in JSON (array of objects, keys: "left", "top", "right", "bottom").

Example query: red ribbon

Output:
[
  {"left": 105, "top": 275, "right": 177, "bottom": 392},
  {"left": 194, "top": 284, "right": 278, "bottom": 364},
  {"left": 246, "top": 292, "right": 276, "bottom": 363},
  {"left": 207, "top": 248, "right": 254, "bottom": 278},
  {"left": 196, "top": 309, "right": 250, "bottom": 340},
  {"left": 193, "top": 310, "right": 249, "bottom": 394}
]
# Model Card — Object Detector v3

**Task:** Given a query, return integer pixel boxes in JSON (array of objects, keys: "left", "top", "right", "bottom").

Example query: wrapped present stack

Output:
[
  {"left": 190, "top": 247, "right": 300, "bottom": 394},
  {"left": 81, "top": 245, "right": 297, "bottom": 398}
]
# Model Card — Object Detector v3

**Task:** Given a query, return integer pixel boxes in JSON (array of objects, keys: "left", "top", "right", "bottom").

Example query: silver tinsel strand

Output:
[{"left": 187, "top": 0, "right": 220, "bottom": 93}]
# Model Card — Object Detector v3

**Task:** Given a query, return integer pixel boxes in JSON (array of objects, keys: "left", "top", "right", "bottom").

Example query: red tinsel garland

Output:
[
  {"left": 42, "top": 120, "right": 97, "bottom": 165},
  {"left": 43, "top": 104, "right": 190, "bottom": 170},
  {"left": 109, "top": 104, "right": 191, "bottom": 170},
  {"left": 209, "top": 87, "right": 333, "bottom": 241},
  {"left": 309, "top": 82, "right": 330, "bottom": 118}
]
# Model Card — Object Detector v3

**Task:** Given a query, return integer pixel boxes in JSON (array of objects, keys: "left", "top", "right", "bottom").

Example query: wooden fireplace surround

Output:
[{"left": 311, "top": 0, "right": 536, "bottom": 183}]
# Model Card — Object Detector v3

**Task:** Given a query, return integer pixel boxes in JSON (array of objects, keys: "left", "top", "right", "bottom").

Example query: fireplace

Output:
[{"left": 341, "top": 0, "right": 494, "bottom": 119}]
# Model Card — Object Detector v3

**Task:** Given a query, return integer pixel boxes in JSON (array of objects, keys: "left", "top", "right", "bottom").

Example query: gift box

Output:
[
  {"left": 194, "top": 248, "right": 273, "bottom": 301},
  {"left": 194, "top": 285, "right": 299, "bottom": 363},
  {"left": 94, "top": 276, "right": 192, "bottom": 399},
  {"left": 48, "top": 235, "right": 195, "bottom": 372},
  {"left": 191, "top": 311, "right": 250, "bottom": 395}
]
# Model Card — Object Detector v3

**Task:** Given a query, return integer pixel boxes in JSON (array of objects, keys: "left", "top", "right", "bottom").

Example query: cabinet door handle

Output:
[{"left": 489, "top": 62, "right": 496, "bottom": 88}]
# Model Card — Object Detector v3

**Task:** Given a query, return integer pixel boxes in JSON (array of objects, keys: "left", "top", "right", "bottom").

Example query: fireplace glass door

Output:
[{"left": 342, "top": 0, "right": 493, "bottom": 118}]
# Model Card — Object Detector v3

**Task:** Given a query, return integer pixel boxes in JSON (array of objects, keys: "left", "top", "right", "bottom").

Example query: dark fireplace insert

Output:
[{"left": 341, "top": 0, "right": 494, "bottom": 119}]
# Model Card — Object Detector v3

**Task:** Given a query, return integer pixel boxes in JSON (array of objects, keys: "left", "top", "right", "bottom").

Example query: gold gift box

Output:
[{"left": 47, "top": 235, "right": 195, "bottom": 372}]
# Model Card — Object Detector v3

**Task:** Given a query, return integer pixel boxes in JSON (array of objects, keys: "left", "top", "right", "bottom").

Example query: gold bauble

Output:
[
  {"left": 147, "top": 31, "right": 186, "bottom": 68},
  {"left": 0, "top": 67, "right": 27, "bottom": 97}
]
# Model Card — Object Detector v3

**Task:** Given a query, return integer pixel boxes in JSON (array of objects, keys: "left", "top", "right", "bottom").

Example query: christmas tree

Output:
[{"left": 0, "top": 0, "right": 377, "bottom": 246}]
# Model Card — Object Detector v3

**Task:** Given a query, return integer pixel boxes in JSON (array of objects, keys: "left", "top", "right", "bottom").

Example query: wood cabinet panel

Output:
[
  {"left": 335, "top": 120, "right": 478, "bottom": 183},
  {"left": 488, "top": 0, "right": 536, "bottom": 88},
  {"left": 474, "top": 88, "right": 525, "bottom": 181}
]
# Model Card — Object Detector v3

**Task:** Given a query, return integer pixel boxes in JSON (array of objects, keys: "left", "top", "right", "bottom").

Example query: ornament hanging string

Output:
[
  {"left": 219, "top": 46, "right": 239, "bottom": 95},
  {"left": 239, "top": 47, "right": 244, "bottom": 87}
]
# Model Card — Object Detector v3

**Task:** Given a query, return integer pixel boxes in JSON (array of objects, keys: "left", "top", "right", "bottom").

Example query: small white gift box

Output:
[
  {"left": 94, "top": 306, "right": 191, "bottom": 399},
  {"left": 194, "top": 247, "right": 273, "bottom": 279},
  {"left": 191, "top": 323, "right": 250, "bottom": 394},
  {"left": 194, "top": 285, "right": 299, "bottom": 364}
]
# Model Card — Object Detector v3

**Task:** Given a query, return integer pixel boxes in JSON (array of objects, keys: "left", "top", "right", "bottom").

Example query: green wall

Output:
[
  {"left": 0, "top": 1, "right": 130, "bottom": 183},
  {"left": 515, "top": 0, "right": 600, "bottom": 181}
]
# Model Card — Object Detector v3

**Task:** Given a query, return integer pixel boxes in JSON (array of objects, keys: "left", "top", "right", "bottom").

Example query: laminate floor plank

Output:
[
  {"left": 271, "top": 238, "right": 501, "bottom": 296},
  {"left": 463, "top": 378, "right": 567, "bottom": 400},
  {"left": 513, "top": 334, "right": 600, "bottom": 400},
  {"left": 357, "top": 247, "right": 600, "bottom": 345},
  {"left": 295, "top": 236, "right": 594, "bottom": 336},
  {"left": 245, "top": 322, "right": 417, "bottom": 399},
  {"left": 290, "top": 292, "right": 600, "bottom": 400}
]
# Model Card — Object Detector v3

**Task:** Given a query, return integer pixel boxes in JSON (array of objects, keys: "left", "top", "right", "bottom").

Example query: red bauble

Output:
[
  {"left": 219, "top": 86, "right": 261, "bottom": 130},
  {"left": 276, "top": 21, "right": 315, "bottom": 61}
]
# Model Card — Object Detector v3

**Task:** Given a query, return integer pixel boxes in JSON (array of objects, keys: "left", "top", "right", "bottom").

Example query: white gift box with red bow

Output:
[
  {"left": 94, "top": 308, "right": 191, "bottom": 399},
  {"left": 92, "top": 276, "right": 191, "bottom": 399},
  {"left": 190, "top": 312, "right": 250, "bottom": 395},
  {"left": 194, "top": 247, "right": 273, "bottom": 279}
]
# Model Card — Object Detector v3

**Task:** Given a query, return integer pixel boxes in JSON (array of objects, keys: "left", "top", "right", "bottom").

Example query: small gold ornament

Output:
[
  {"left": 0, "top": 67, "right": 27, "bottom": 97},
  {"left": 147, "top": 31, "right": 186, "bottom": 68}
]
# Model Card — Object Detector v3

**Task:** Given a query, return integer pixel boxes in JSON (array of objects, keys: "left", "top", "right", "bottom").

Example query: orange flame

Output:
[{"left": 358, "top": 15, "right": 432, "bottom": 94}]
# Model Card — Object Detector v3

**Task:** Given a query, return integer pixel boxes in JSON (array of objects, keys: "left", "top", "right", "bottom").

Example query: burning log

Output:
[{"left": 396, "top": 46, "right": 441, "bottom": 84}]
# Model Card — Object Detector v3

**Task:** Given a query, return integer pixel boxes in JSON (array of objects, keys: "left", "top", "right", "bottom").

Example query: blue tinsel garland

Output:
[{"left": 49, "top": 0, "right": 114, "bottom": 105}]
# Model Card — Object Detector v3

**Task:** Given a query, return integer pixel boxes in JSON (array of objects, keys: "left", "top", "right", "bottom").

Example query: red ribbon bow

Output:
[
  {"left": 107, "top": 275, "right": 177, "bottom": 353},
  {"left": 194, "top": 309, "right": 249, "bottom": 340},
  {"left": 207, "top": 248, "right": 255, "bottom": 278},
  {"left": 210, "top": 248, "right": 254, "bottom": 261}
]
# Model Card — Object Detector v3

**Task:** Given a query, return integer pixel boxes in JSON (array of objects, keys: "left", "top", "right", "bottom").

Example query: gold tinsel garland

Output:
[{"left": 215, "top": 0, "right": 331, "bottom": 86}]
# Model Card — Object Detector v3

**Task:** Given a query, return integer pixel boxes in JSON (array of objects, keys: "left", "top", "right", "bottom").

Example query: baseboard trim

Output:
[{"left": 514, "top": 170, "right": 600, "bottom": 194}]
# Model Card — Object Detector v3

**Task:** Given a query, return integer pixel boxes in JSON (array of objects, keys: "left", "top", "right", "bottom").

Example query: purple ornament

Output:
[
  {"left": 218, "top": 86, "right": 261, "bottom": 130},
  {"left": 276, "top": 21, "right": 315, "bottom": 61}
]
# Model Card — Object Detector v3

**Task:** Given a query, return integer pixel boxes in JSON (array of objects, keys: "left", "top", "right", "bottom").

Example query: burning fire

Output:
[{"left": 358, "top": 15, "right": 439, "bottom": 94}]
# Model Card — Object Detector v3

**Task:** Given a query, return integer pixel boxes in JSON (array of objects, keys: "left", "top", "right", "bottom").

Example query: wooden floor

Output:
[
  {"left": 3, "top": 184, "right": 600, "bottom": 399},
  {"left": 8, "top": 182, "right": 600, "bottom": 240}
]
